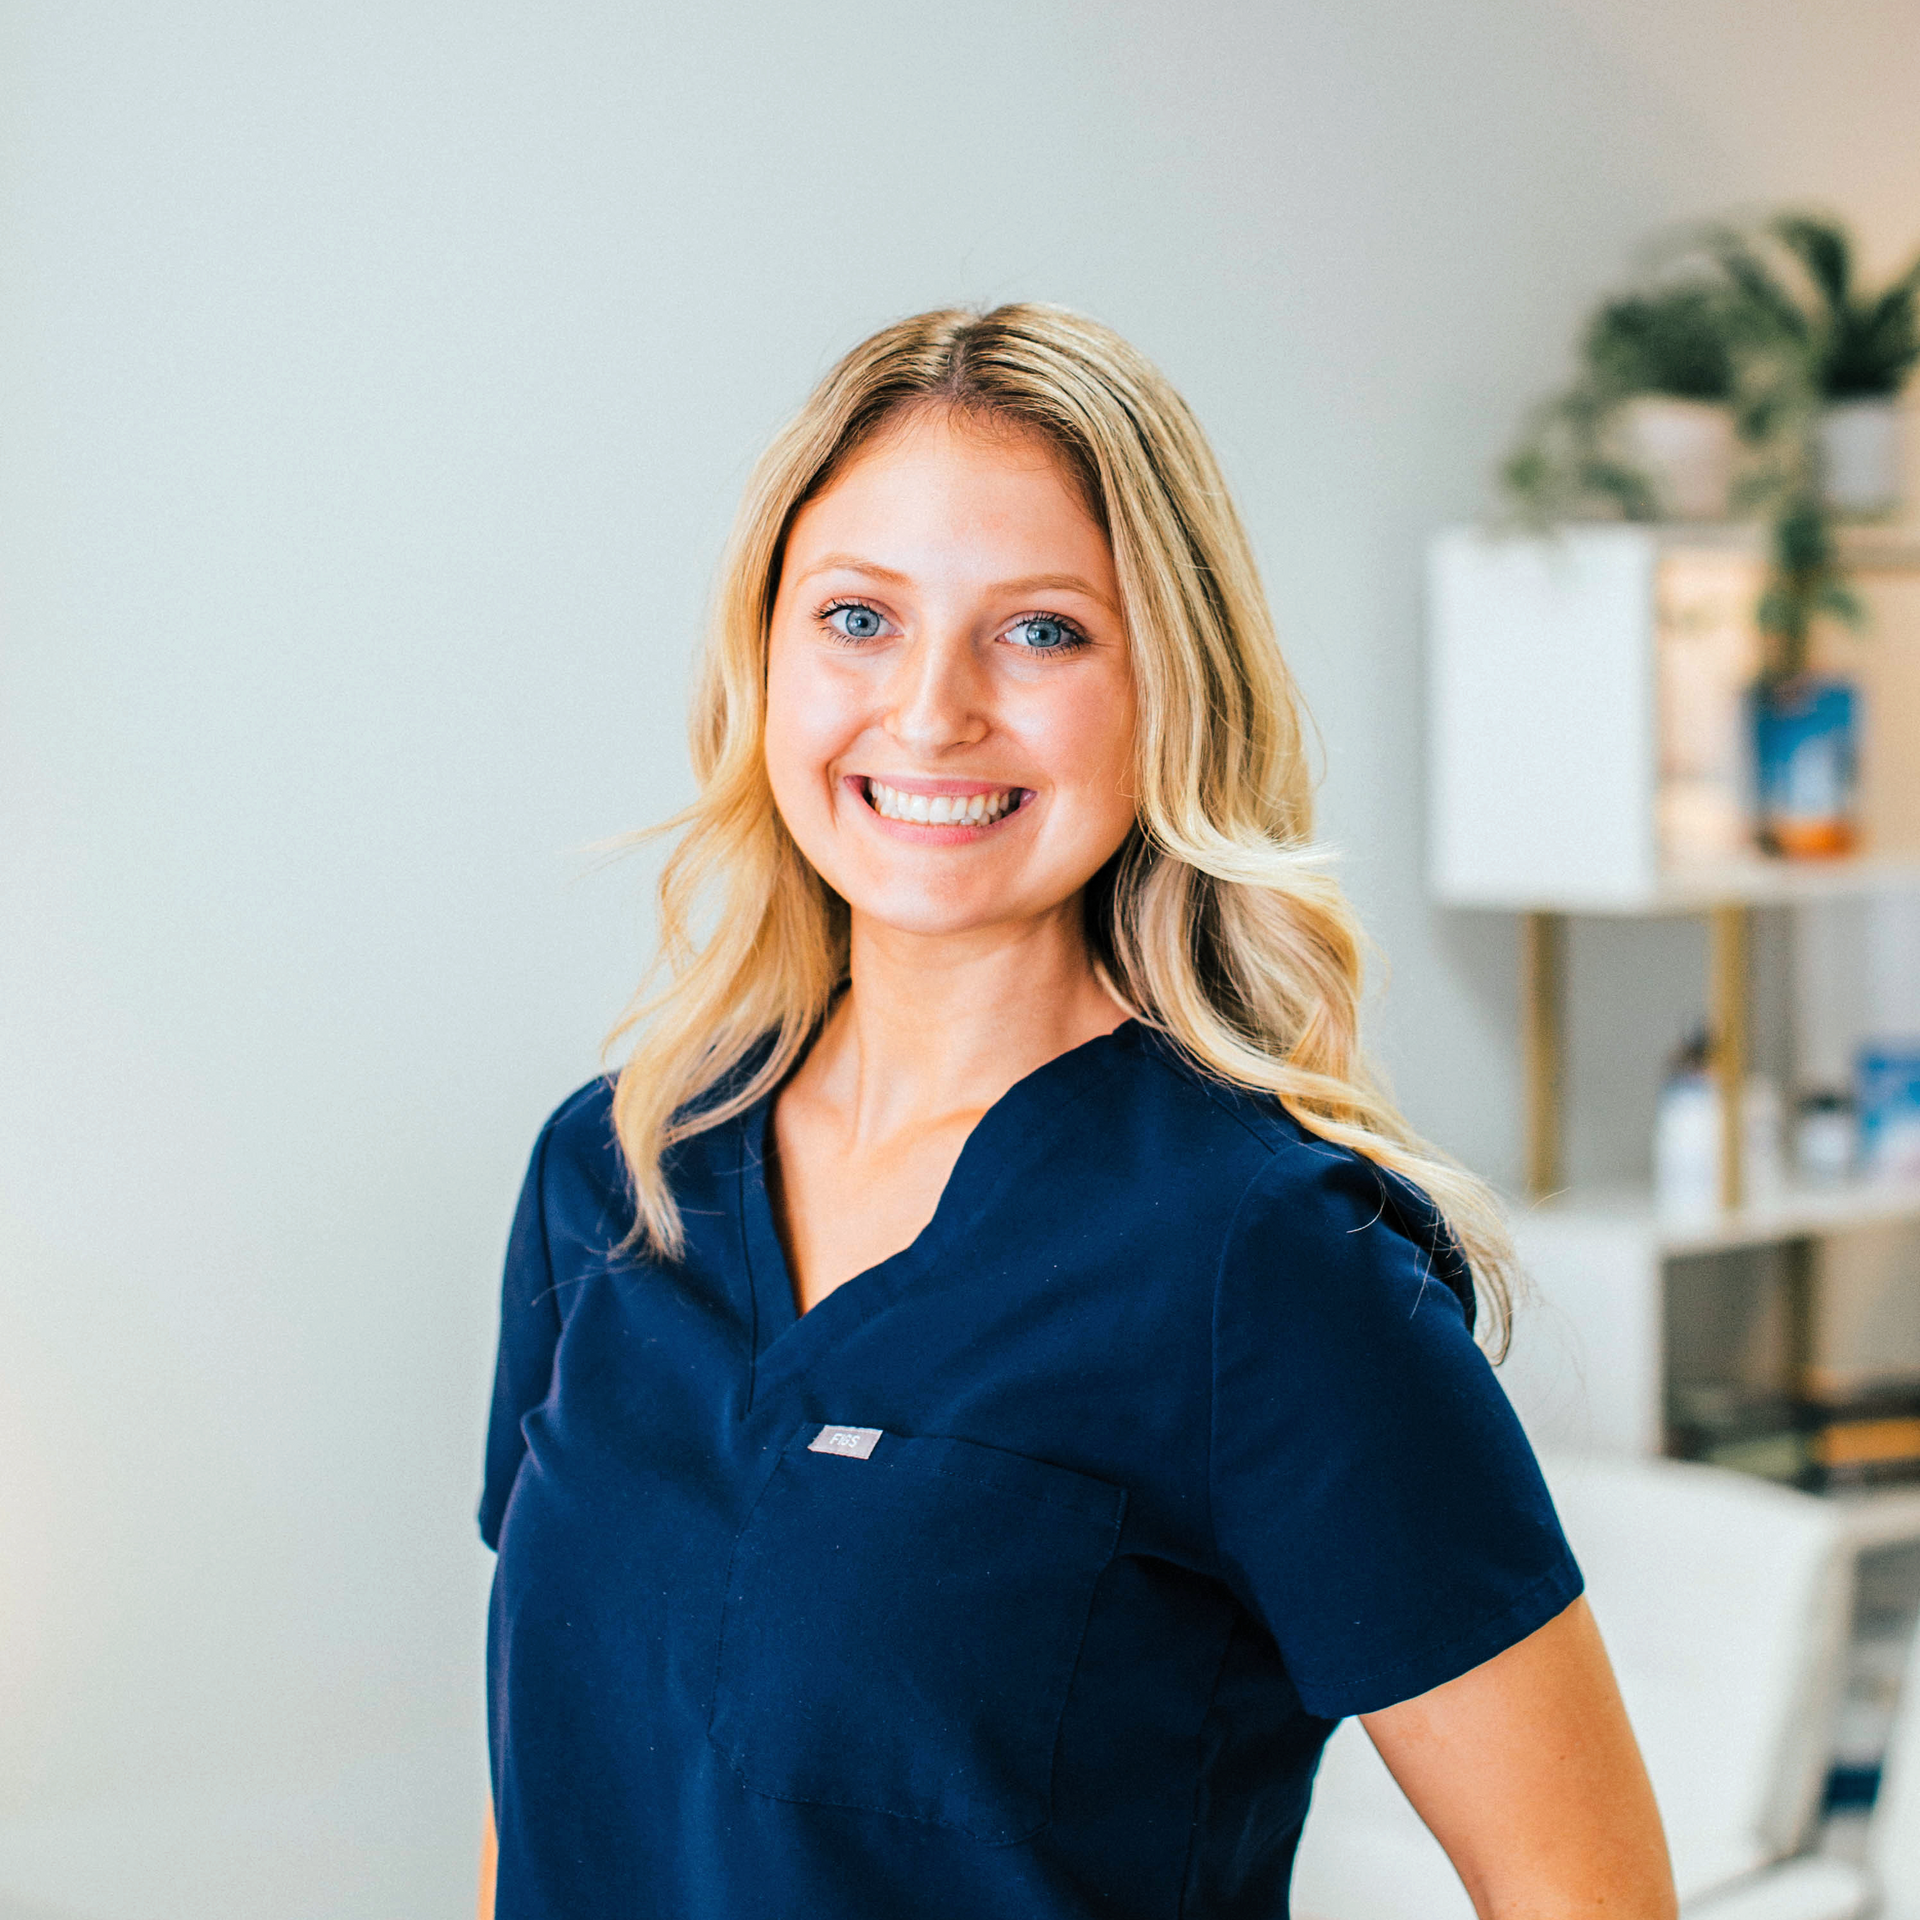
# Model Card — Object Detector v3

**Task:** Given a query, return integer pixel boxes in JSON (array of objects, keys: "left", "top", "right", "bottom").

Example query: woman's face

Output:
[{"left": 764, "top": 409, "right": 1137, "bottom": 943}]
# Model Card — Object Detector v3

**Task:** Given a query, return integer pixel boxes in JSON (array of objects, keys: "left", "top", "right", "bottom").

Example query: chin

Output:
[{"left": 836, "top": 875, "right": 1043, "bottom": 942}]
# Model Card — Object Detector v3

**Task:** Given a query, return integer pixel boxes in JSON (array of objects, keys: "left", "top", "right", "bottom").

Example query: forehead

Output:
[{"left": 783, "top": 410, "right": 1113, "bottom": 582}]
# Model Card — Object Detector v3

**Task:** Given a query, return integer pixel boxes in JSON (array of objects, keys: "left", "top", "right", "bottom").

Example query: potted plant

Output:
[
  {"left": 1498, "top": 211, "right": 1917, "bottom": 862},
  {"left": 1706, "top": 214, "right": 1920, "bottom": 516},
  {"left": 1587, "top": 288, "right": 1746, "bottom": 520},
  {"left": 1504, "top": 282, "right": 1758, "bottom": 522},
  {"left": 1686, "top": 215, "right": 1913, "bottom": 855}
]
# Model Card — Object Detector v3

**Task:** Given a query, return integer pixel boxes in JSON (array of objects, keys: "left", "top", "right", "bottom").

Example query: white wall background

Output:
[{"left": 3, "top": 3, "right": 1919, "bottom": 1914}]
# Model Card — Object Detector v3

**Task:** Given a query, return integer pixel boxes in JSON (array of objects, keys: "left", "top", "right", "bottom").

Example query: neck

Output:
[{"left": 803, "top": 901, "right": 1128, "bottom": 1143}]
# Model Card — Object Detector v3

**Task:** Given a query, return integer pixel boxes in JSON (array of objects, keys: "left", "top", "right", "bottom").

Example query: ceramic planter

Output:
[
  {"left": 1818, "top": 399, "right": 1904, "bottom": 517},
  {"left": 1612, "top": 396, "right": 1737, "bottom": 521}
]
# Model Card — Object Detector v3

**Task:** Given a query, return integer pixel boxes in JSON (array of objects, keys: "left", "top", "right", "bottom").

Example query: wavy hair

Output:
[{"left": 607, "top": 303, "right": 1518, "bottom": 1353}]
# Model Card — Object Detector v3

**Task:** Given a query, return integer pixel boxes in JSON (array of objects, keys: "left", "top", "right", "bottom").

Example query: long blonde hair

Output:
[{"left": 607, "top": 303, "right": 1518, "bottom": 1352}]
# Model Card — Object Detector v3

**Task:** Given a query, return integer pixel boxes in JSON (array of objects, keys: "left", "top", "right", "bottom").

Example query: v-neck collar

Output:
[{"left": 735, "top": 1019, "right": 1141, "bottom": 1406}]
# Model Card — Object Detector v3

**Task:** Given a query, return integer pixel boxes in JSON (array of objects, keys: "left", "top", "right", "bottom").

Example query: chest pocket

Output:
[{"left": 709, "top": 1425, "right": 1127, "bottom": 1844}]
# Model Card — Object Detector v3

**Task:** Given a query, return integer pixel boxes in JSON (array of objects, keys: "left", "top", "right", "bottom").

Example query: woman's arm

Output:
[
  {"left": 1360, "top": 1597, "right": 1676, "bottom": 1920},
  {"left": 478, "top": 1804, "right": 496, "bottom": 1920}
]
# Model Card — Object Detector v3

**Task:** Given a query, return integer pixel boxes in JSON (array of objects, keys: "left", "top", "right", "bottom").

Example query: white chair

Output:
[
  {"left": 1681, "top": 1490, "right": 1920, "bottom": 1919},
  {"left": 1292, "top": 1455, "right": 1869, "bottom": 1920},
  {"left": 1850, "top": 1511, "right": 1920, "bottom": 1920}
]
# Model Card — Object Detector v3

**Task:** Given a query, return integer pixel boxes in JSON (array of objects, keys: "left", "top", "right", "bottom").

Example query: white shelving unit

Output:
[
  {"left": 1429, "top": 524, "right": 1920, "bottom": 1466},
  {"left": 1504, "top": 1183, "right": 1920, "bottom": 1458},
  {"left": 1537, "top": 1178, "right": 1920, "bottom": 1259},
  {"left": 1458, "top": 853, "right": 1920, "bottom": 919}
]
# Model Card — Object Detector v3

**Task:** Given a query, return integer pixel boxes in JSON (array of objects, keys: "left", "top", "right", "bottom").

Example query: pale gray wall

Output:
[{"left": 3, "top": 3, "right": 1918, "bottom": 1914}]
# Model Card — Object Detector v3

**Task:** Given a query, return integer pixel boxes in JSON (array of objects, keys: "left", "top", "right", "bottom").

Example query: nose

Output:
[{"left": 883, "top": 628, "right": 989, "bottom": 755}]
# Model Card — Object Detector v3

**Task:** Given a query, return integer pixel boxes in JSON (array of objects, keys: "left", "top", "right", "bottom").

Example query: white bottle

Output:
[
  {"left": 1793, "top": 1092, "right": 1856, "bottom": 1186},
  {"left": 1654, "top": 1032, "right": 1785, "bottom": 1212},
  {"left": 1655, "top": 1062, "right": 1721, "bottom": 1215}
]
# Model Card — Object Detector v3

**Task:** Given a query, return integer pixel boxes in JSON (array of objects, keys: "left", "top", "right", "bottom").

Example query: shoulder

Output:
[
  {"left": 534, "top": 1075, "right": 620, "bottom": 1178},
  {"left": 525, "top": 1077, "right": 632, "bottom": 1258},
  {"left": 526, "top": 1062, "right": 764, "bottom": 1263},
  {"left": 1123, "top": 1023, "right": 1301, "bottom": 1155},
  {"left": 1122, "top": 1030, "right": 1475, "bottom": 1329},
  {"left": 531, "top": 1048, "right": 752, "bottom": 1194},
  {"left": 1214, "top": 1131, "right": 1479, "bottom": 1354},
  {"left": 1121, "top": 1036, "right": 1474, "bottom": 1336}
]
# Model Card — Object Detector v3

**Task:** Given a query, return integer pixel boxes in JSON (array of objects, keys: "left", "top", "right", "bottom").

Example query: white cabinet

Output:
[{"left": 1428, "top": 525, "right": 1920, "bottom": 913}]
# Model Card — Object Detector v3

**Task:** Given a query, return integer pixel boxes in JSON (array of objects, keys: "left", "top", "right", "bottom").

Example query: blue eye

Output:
[
  {"left": 1008, "top": 616, "right": 1073, "bottom": 650},
  {"left": 825, "top": 603, "right": 884, "bottom": 640}
]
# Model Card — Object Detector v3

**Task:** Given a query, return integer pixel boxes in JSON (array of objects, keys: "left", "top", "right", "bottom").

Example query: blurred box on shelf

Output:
[
  {"left": 1657, "top": 550, "right": 1766, "bottom": 866},
  {"left": 1860, "top": 1044, "right": 1920, "bottom": 1180},
  {"left": 1817, "top": 1413, "right": 1920, "bottom": 1488},
  {"left": 1670, "top": 1378, "right": 1920, "bottom": 1492},
  {"left": 1753, "top": 675, "right": 1860, "bottom": 859}
]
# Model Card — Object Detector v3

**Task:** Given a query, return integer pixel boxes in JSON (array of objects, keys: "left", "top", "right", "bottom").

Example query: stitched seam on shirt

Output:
[
  {"left": 708, "top": 1454, "right": 1107, "bottom": 1849},
  {"left": 715, "top": 1772, "right": 1046, "bottom": 1847},
  {"left": 1132, "top": 1036, "right": 1291, "bottom": 1156},
  {"left": 524, "top": 1079, "right": 616, "bottom": 1317},
  {"left": 738, "top": 1108, "right": 762, "bottom": 1414},
  {"left": 961, "top": 1043, "right": 1136, "bottom": 1227},
  {"left": 857, "top": 1452, "right": 1126, "bottom": 1524},
  {"left": 706, "top": 1457, "right": 788, "bottom": 1765},
  {"left": 1205, "top": 1157, "right": 1284, "bottom": 1583},
  {"left": 1132, "top": 1033, "right": 1379, "bottom": 1179},
  {"left": 1173, "top": 1613, "right": 1243, "bottom": 1920},
  {"left": 1291, "top": 1551, "right": 1583, "bottom": 1695},
  {"left": 530, "top": 1116, "right": 559, "bottom": 1322},
  {"left": 823, "top": 1043, "right": 1139, "bottom": 1332},
  {"left": 483, "top": 1106, "right": 568, "bottom": 1550}
]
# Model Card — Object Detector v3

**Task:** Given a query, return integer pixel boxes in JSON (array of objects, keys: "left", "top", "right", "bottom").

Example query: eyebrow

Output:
[{"left": 794, "top": 554, "right": 1118, "bottom": 612}]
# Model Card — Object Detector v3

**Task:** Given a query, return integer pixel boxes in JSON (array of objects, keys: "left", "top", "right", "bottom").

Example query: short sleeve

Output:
[
  {"left": 1209, "top": 1141, "right": 1582, "bottom": 1719},
  {"left": 479, "top": 1114, "right": 565, "bottom": 1551}
]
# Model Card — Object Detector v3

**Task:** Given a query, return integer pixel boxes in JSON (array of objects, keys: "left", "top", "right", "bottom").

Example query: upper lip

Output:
[{"left": 851, "top": 774, "right": 1028, "bottom": 797}]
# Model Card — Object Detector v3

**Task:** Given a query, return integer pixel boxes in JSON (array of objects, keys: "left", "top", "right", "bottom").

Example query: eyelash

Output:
[
  {"left": 816, "top": 598, "right": 884, "bottom": 641},
  {"left": 813, "top": 600, "right": 1091, "bottom": 655}
]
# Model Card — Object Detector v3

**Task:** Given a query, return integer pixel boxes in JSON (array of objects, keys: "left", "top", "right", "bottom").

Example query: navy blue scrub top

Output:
[{"left": 481, "top": 1021, "right": 1581, "bottom": 1920}]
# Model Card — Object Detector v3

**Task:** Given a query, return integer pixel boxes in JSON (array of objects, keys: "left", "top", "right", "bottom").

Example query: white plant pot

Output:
[
  {"left": 1818, "top": 399, "right": 1903, "bottom": 517},
  {"left": 1613, "top": 396, "right": 1737, "bottom": 521}
]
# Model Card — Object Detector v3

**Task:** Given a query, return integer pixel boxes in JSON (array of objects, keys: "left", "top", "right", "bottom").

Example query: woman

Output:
[{"left": 478, "top": 304, "right": 1675, "bottom": 1919}]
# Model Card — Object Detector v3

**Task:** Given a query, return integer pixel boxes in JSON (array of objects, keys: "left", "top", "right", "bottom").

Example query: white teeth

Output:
[{"left": 864, "top": 780, "right": 1018, "bottom": 826}]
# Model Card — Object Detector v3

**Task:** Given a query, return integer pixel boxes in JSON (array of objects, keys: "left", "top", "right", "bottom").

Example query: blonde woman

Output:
[{"left": 478, "top": 306, "right": 1675, "bottom": 1920}]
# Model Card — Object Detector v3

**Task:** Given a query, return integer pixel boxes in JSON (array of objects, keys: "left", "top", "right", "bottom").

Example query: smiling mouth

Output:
[{"left": 859, "top": 778, "right": 1030, "bottom": 827}]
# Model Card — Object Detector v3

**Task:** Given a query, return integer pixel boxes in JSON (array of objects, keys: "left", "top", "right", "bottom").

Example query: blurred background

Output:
[{"left": 4, "top": 2, "right": 1920, "bottom": 1916}]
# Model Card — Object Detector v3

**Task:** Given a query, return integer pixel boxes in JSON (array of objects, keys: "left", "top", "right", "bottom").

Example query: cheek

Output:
[
  {"left": 763, "top": 636, "right": 854, "bottom": 804},
  {"left": 1029, "top": 674, "right": 1136, "bottom": 819}
]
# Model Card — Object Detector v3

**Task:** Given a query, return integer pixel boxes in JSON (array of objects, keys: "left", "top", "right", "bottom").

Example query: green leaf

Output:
[
  {"left": 1773, "top": 215, "right": 1852, "bottom": 315},
  {"left": 1816, "top": 582, "right": 1865, "bottom": 626}
]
